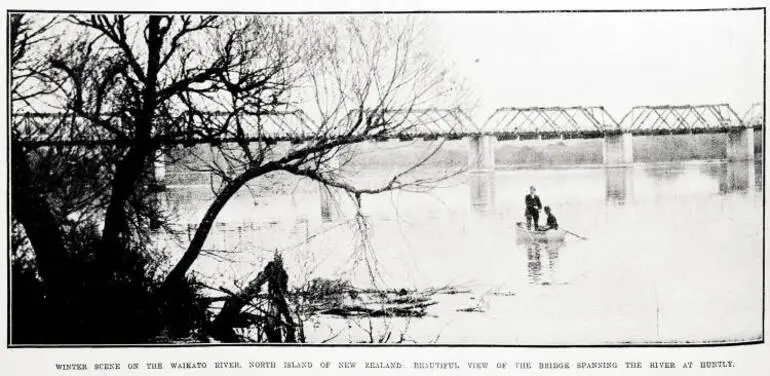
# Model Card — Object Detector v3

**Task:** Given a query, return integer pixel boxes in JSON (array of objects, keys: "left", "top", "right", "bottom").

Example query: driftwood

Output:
[
  {"left": 210, "top": 254, "right": 298, "bottom": 343},
  {"left": 456, "top": 306, "right": 485, "bottom": 313},
  {"left": 298, "top": 284, "right": 444, "bottom": 319},
  {"left": 207, "top": 274, "right": 471, "bottom": 340},
  {"left": 321, "top": 301, "right": 437, "bottom": 318}
]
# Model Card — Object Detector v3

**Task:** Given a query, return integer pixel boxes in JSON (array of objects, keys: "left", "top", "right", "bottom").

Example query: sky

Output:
[
  {"left": 421, "top": 10, "right": 764, "bottom": 125},
  {"left": 11, "top": 10, "right": 764, "bottom": 130}
]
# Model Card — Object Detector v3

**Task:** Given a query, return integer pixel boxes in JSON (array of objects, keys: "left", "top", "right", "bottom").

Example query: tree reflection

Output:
[{"left": 642, "top": 163, "right": 686, "bottom": 183}]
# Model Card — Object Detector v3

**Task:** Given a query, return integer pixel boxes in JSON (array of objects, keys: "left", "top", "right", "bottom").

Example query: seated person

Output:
[{"left": 541, "top": 206, "right": 558, "bottom": 231}]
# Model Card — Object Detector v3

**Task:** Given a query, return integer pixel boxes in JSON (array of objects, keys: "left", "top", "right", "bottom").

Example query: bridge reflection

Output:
[
  {"left": 718, "top": 161, "right": 756, "bottom": 194},
  {"left": 604, "top": 167, "right": 633, "bottom": 206},
  {"left": 698, "top": 160, "right": 758, "bottom": 194},
  {"left": 468, "top": 171, "right": 496, "bottom": 214},
  {"left": 318, "top": 160, "right": 758, "bottom": 222},
  {"left": 319, "top": 183, "right": 342, "bottom": 222}
]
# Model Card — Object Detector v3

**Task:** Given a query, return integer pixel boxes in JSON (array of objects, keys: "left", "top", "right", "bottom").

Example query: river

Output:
[{"left": 159, "top": 159, "right": 763, "bottom": 345}]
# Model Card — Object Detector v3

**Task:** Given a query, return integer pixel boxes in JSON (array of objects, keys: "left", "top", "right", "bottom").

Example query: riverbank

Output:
[
  {"left": 346, "top": 132, "right": 764, "bottom": 169},
  {"left": 163, "top": 132, "right": 763, "bottom": 191}
]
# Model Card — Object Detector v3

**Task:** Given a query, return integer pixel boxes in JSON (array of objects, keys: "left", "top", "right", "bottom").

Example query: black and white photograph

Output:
[{"left": 5, "top": 5, "right": 765, "bottom": 348}]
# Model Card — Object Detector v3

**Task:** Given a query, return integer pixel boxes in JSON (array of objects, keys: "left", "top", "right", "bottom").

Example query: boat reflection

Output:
[{"left": 521, "top": 240, "right": 564, "bottom": 286}]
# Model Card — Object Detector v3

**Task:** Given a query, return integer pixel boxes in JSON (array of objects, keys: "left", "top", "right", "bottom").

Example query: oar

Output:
[
  {"left": 563, "top": 229, "right": 588, "bottom": 240},
  {"left": 524, "top": 228, "right": 535, "bottom": 242},
  {"left": 516, "top": 222, "right": 536, "bottom": 241}
]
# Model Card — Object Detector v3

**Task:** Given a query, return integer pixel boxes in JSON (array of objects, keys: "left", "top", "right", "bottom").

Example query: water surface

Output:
[{"left": 160, "top": 159, "right": 763, "bottom": 344}]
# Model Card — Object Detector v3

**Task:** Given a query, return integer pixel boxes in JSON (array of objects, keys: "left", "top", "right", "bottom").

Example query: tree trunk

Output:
[
  {"left": 100, "top": 143, "right": 152, "bottom": 259},
  {"left": 211, "top": 270, "right": 270, "bottom": 342},
  {"left": 210, "top": 256, "right": 297, "bottom": 343},
  {"left": 100, "top": 15, "right": 163, "bottom": 269},
  {"left": 161, "top": 165, "right": 274, "bottom": 291},
  {"left": 267, "top": 263, "right": 296, "bottom": 343},
  {"left": 10, "top": 143, "right": 71, "bottom": 298}
]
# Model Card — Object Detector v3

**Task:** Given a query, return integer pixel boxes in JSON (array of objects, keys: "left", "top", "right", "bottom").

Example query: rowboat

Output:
[{"left": 515, "top": 222, "right": 567, "bottom": 242}]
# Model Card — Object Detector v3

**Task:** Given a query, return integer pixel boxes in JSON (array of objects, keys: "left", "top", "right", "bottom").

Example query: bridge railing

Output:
[
  {"left": 10, "top": 110, "right": 322, "bottom": 145},
  {"left": 11, "top": 103, "right": 762, "bottom": 146},
  {"left": 11, "top": 107, "right": 479, "bottom": 146},
  {"left": 480, "top": 106, "right": 622, "bottom": 139},
  {"left": 743, "top": 102, "right": 764, "bottom": 128},
  {"left": 331, "top": 107, "right": 478, "bottom": 140},
  {"left": 618, "top": 104, "right": 746, "bottom": 135}
]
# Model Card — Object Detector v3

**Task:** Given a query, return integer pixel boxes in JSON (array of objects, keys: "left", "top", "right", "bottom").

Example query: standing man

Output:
[{"left": 525, "top": 185, "right": 543, "bottom": 230}]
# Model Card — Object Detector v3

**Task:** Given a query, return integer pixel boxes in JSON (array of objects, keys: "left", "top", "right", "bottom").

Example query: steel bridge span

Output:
[
  {"left": 13, "top": 103, "right": 762, "bottom": 170},
  {"left": 470, "top": 103, "right": 760, "bottom": 168},
  {"left": 13, "top": 103, "right": 762, "bottom": 221}
]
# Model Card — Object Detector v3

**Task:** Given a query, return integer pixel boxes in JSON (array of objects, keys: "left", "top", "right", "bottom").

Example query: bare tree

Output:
[
  {"left": 165, "top": 16, "right": 466, "bottom": 341},
  {"left": 11, "top": 14, "right": 301, "bottom": 343},
  {"left": 11, "top": 13, "right": 465, "bottom": 343},
  {"left": 49, "top": 15, "right": 299, "bottom": 270},
  {"left": 10, "top": 14, "right": 75, "bottom": 309}
]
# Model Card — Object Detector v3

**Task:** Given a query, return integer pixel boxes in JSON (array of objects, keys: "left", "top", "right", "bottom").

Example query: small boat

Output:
[{"left": 515, "top": 222, "right": 567, "bottom": 242}]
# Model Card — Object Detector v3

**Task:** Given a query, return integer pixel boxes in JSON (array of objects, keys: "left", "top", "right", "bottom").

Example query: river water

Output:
[{"left": 160, "top": 159, "right": 763, "bottom": 345}]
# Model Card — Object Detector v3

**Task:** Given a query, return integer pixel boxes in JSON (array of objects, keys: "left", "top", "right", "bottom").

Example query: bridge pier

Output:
[
  {"left": 467, "top": 135, "right": 496, "bottom": 171},
  {"left": 726, "top": 127, "right": 754, "bottom": 161},
  {"left": 602, "top": 132, "right": 633, "bottom": 165}
]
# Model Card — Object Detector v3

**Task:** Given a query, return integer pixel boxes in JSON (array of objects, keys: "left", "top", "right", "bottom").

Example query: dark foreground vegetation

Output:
[{"left": 11, "top": 14, "right": 463, "bottom": 344}]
